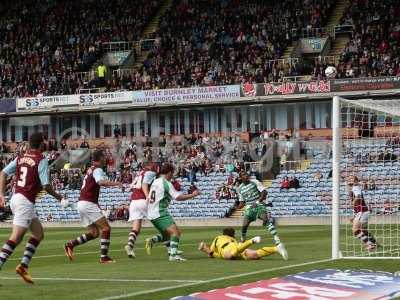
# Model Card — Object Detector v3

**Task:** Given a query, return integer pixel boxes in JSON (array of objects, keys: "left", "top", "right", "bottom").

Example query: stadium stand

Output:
[
  {"left": 269, "top": 142, "right": 400, "bottom": 217},
  {"left": 111, "top": 0, "right": 336, "bottom": 91},
  {"left": 313, "top": 0, "right": 400, "bottom": 79},
  {"left": 35, "top": 171, "right": 234, "bottom": 222},
  {"left": 0, "top": 0, "right": 340, "bottom": 98},
  {"left": 0, "top": 0, "right": 161, "bottom": 98}
]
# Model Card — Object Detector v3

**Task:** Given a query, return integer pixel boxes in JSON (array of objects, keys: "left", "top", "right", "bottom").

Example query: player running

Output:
[
  {"left": 145, "top": 163, "right": 199, "bottom": 261},
  {"left": 124, "top": 162, "right": 158, "bottom": 259},
  {"left": 0, "top": 133, "right": 68, "bottom": 284},
  {"left": 237, "top": 171, "right": 282, "bottom": 245},
  {"left": 64, "top": 150, "right": 124, "bottom": 263},
  {"left": 349, "top": 176, "right": 377, "bottom": 251},
  {"left": 198, "top": 227, "right": 288, "bottom": 260}
]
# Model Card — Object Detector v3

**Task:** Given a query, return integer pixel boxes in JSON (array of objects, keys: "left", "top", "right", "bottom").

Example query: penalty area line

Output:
[
  {"left": 96, "top": 258, "right": 333, "bottom": 300},
  {"left": 0, "top": 277, "right": 204, "bottom": 283}
]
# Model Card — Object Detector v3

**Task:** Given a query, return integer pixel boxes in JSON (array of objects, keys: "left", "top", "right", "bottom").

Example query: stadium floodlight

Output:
[{"left": 332, "top": 96, "right": 400, "bottom": 259}]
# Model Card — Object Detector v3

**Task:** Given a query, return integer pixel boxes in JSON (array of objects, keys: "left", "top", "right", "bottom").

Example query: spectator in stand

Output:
[
  {"left": 46, "top": 213, "right": 54, "bottom": 222},
  {"left": 314, "top": 171, "right": 323, "bottom": 182},
  {"left": 280, "top": 176, "right": 290, "bottom": 190},
  {"left": 80, "top": 139, "right": 90, "bottom": 149},
  {"left": 114, "top": 125, "right": 122, "bottom": 138},
  {"left": 188, "top": 182, "right": 198, "bottom": 194},
  {"left": 289, "top": 176, "right": 300, "bottom": 189},
  {"left": 97, "top": 62, "right": 107, "bottom": 87}
]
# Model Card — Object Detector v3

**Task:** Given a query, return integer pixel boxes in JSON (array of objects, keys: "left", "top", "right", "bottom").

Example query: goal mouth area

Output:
[{"left": 332, "top": 97, "right": 400, "bottom": 260}]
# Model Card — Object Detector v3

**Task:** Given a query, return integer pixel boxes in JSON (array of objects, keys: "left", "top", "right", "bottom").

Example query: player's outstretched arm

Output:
[
  {"left": 175, "top": 189, "right": 199, "bottom": 201},
  {"left": 0, "top": 158, "right": 17, "bottom": 208},
  {"left": 0, "top": 171, "right": 7, "bottom": 208}
]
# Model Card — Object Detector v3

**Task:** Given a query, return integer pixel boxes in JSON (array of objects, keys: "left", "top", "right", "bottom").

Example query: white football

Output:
[{"left": 325, "top": 66, "right": 337, "bottom": 78}]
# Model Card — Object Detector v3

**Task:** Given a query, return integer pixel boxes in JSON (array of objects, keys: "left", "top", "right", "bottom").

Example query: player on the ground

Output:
[
  {"left": 64, "top": 150, "right": 124, "bottom": 263},
  {"left": 198, "top": 227, "right": 288, "bottom": 260},
  {"left": 237, "top": 171, "right": 282, "bottom": 245},
  {"left": 124, "top": 161, "right": 158, "bottom": 258},
  {"left": 145, "top": 163, "right": 199, "bottom": 261},
  {"left": 0, "top": 133, "right": 68, "bottom": 284},
  {"left": 349, "top": 176, "right": 377, "bottom": 251}
]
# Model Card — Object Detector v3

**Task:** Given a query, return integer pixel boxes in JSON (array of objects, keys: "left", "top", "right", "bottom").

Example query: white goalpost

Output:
[{"left": 332, "top": 96, "right": 400, "bottom": 259}]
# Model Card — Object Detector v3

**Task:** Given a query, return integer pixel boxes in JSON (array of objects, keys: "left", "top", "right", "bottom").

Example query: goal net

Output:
[{"left": 332, "top": 97, "right": 400, "bottom": 259}]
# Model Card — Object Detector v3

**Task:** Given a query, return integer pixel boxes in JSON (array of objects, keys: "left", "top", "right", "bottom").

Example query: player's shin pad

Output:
[{"left": 256, "top": 246, "right": 277, "bottom": 258}]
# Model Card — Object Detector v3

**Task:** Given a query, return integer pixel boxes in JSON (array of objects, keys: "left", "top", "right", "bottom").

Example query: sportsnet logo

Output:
[{"left": 242, "top": 83, "right": 257, "bottom": 97}]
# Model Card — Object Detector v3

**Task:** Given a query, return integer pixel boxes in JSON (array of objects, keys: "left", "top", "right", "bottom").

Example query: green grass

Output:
[{"left": 0, "top": 225, "right": 398, "bottom": 300}]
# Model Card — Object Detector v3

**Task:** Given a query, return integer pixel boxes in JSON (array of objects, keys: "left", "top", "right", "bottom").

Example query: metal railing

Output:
[
  {"left": 78, "top": 88, "right": 101, "bottom": 94},
  {"left": 267, "top": 58, "right": 299, "bottom": 68},
  {"left": 76, "top": 71, "right": 97, "bottom": 83},
  {"left": 102, "top": 41, "right": 138, "bottom": 52},
  {"left": 292, "top": 27, "right": 330, "bottom": 41},
  {"left": 280, "top": 160, "right": 303, "bottom": 171},
  {"left": 244, "top": 161, "right": 262, "bottom": 173},
  {"left": 314, "top": 55, "right": 341, "bottom": 66},
  {"left": 112, "top": 68, "right": 137, "bottom": 78},
  {"left": 281, "top": 75, "right": 311, "bottom": 82},
  {"left": 333, "top": 24, "right": 355, "bottom": 39},
  {"left": 102, "top": 39, "right": 156, "bottom": 53}
]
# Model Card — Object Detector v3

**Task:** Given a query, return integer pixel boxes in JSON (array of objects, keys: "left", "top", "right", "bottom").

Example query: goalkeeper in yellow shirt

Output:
[{"left": 198, "top": 227, "right": 288, "bottom": 260}]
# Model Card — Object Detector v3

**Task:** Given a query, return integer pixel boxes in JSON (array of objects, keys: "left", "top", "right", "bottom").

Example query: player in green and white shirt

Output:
[
  {"left": 237, "top": 171, "right": 281, "bottom": 245},
  {"left": 145, "top": 163, "right": 199, "bottom": 261}
]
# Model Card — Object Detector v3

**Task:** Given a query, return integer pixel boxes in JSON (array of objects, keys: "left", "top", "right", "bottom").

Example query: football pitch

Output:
[{"left": 0, "top": 225, "right": 398, "bottom": 300}]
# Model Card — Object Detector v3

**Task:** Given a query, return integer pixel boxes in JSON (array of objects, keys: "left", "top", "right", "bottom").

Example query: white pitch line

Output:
[
  {"left": 96, "top": 258, "right": 333, "bottom": 300},
  {"left": 8, "top": 239, "right": 323, "bottom": 261},
  {"left": 0, "top": 277, "right": 204, "bottom": 283},
  {"left": 8, "top": 243, "right": 199, "bottom": 261}
]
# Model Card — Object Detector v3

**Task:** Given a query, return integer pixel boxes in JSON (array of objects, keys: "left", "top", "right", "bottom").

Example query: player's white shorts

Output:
[
  {"left": 129, "top": 199, "right": 148, "bottom": 221},
  {"left": 10, "top": 193, "right": 38, "bottom": 228},
  {"left": 354, "top": 211, "right": 369, "bottom": 224},
  {"left": 77, "top": 201, "right": 104, "bottom": 226}
]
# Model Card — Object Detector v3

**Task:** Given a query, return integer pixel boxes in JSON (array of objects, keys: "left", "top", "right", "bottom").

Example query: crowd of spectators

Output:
[
  {"left": 3, "top": 0, "right": 400, "bottom": 98},
  {"left": 313, "top": 0, "right": 400, "bottom": 79},
  {"left": 102, "top": 0, "right": 335, "bottom": 91},
  {"left": 0, "top": 0, "right": 161, "bottom": 98}
]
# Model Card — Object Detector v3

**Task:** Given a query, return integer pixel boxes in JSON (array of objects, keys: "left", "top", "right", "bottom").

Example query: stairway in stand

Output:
[
  {"left": 326, "top": 0, "right": 351, "bottom": 59},
  {"left": 132, "top": 0, "right": 172, "bottom": 69}
]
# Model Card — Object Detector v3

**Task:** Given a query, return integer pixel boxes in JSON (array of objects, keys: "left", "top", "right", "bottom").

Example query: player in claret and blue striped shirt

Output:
[
  {"left": 0, "top": 133, "right": 67, "bottom": 284},
  {"left": 64, "top": 150, "right": 125, "bottom": 264}
]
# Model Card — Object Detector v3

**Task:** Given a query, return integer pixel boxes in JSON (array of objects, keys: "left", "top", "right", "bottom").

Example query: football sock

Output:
[
  {"left": 100, "top": 229, "right": 111, "bottom": 259},
  {"left": 127, "top": 230, "right": 138, "bottom": 249},
  {"left": 68, "top": 233, "right": 95, "bottom": 248},
  {"left": 169, "top": 235, "right": 179, "bottom": 257},
  {"left": 241, "top": 228, "right": 247, "bottom": 241},
  {"left": 21, "top": 237, "right": 40, "bottom": 268},
  {"left": 0, "top": 240, "right": 16, "bottom": 269},
  {"left": 266, "top": 222, "right": 280, "bottom": 244},
  {"left": 354, "top": 229, "right": 376, "bottom": 245},
  {"left": 150, "top": 234, "right": 163, "bottom": 244},
  {"left": 237, "top": 239, "right": 254, "bottom": 253},
  {"left": 256, "top": 246, "right": 277, "bottom": 258}
]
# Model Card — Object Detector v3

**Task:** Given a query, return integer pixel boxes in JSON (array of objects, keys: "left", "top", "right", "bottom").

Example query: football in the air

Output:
[{"left": 325, "top": 66, "right": 337, "bottom": 78}]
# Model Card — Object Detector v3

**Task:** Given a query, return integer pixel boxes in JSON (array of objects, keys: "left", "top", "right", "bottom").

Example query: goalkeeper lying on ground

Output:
[{"left": 198, "top": 227, "right": 288, "bottom": 260}]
